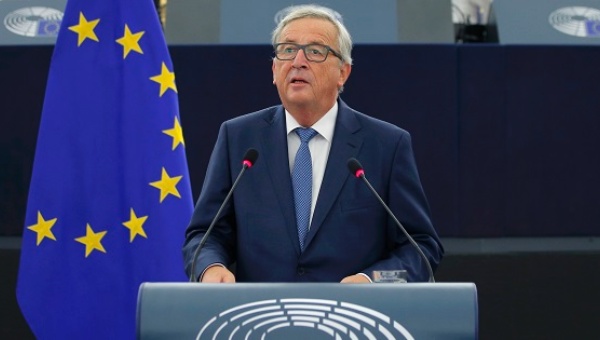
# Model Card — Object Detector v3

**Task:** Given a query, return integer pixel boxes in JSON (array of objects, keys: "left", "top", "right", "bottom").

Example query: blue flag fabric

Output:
[{"left": 16, "top": 0, "right": 193, "bottom": 338}]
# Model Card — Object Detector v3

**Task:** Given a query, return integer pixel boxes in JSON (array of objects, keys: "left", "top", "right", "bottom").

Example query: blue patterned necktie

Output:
[{"left": 292, "top": 127, "right": 318, "bottom": 252}]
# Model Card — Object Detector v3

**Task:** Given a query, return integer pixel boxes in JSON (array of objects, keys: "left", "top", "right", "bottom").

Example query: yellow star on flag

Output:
[
  {"left": 68, "top": 12, "right": 100, "bottom": 47},
  {"left": 122, "top": 208, "right": 148, "bottom": 242},
  {"left": 27, "top": 211, "right": 57, "bottom": 246},
  {"left": 150, "top": 62, "right": 177, "bottom": 97},
  {"left": 149, "top": 167, "right": 183, "bottom": 203},
  {"left": 163, "top": 117, "right": 185, "bottom": 150},
  {"left": 116, "top": 24, "right": 145, "bottom": 59},
  {"left": 75, "top": 224, "right": 107, "bottom": 258}
]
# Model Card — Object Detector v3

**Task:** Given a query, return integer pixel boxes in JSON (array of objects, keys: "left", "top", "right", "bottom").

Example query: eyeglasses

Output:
[{"left": 274, "top": 43, "right": 343, "bottom": 63}]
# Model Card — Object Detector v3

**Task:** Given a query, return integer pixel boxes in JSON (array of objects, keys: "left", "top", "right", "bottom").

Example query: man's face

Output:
[{"left": 272, "top": 17, "right": 351, "bottom": 115}]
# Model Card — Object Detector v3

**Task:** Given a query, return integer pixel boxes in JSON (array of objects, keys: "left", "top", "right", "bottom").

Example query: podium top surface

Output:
[{"left": 137, "top": 282, "right": 478, "bottom": 340}]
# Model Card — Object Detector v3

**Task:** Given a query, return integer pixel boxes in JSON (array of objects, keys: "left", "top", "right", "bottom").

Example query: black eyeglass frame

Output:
[{"left": 273, "top": 43, "right": 343, "bottom": 63}]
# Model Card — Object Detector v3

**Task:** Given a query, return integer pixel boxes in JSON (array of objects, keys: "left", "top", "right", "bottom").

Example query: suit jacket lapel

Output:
[
  {"left": 305, "top": 100, "right": 363, "bottom": 248},
  {"left": 259, "top": 107, "right": 303, "bottom": 254}
]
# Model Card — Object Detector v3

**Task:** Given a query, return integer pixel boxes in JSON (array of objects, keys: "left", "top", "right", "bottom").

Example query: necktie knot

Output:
[{"left": 295, "top": 127, "right": 318, "bottom": 144}]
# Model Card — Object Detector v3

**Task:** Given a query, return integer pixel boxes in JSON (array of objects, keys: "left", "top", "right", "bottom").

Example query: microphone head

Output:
[
  {"left": 242, "top": 148, "right": 259, "bottom": 168},
  {"left": 347, "top": 158, "right": 364, "bottom": 178}
]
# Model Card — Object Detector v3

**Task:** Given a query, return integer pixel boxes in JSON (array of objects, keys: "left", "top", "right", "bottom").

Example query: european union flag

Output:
[
  {"left": 586, "top": 20, "right": 600, "bottom": 36},
  {"left": 16, "top": 0, "right": 193, "bottom": 338}
]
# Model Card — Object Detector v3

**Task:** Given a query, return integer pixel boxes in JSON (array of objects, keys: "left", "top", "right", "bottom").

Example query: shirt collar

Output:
[{"left": 285, "top": 101, "right": 338, "bottom": 142}]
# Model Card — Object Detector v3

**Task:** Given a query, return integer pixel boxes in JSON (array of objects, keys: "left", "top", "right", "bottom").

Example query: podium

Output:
[{"left": 137, "top": 282, "right": 478, "bottom": 339}]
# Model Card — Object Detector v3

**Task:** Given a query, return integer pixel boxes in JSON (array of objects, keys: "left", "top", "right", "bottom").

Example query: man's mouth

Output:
[{"left": 291, "top": 77, "right": 308, "bottom": 84}]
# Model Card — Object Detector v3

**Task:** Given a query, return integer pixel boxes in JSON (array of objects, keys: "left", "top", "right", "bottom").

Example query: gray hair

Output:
[{"left": 271, "top": 4, "right": 353, "bottom": 65}]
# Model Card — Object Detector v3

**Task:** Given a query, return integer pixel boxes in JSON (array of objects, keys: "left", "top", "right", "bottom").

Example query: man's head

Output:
[{"left": 271, "top": 5, "right": 352, "bottom": 125}]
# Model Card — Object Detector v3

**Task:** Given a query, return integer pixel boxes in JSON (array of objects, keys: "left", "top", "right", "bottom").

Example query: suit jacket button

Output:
[{"left": 297, "top": 267, "right": 305, "bottom": 275}]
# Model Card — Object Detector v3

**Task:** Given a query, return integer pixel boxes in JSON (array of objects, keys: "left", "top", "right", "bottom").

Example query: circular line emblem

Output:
[
  {"left": 3, "top": 7, "right": 63, "bottom": 38},
  {"left": 548, "top": 6, "right": 600, "bottom": 38},
  {"left": 196, "top": 298, "right": 414, "bottom": 339}
]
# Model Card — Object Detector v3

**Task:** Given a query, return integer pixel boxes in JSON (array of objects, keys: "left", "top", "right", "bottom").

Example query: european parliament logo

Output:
[
  {"left": 196, "top": 298, "right": 415, "bottom": 339},
  {"left": 3, "top": 7, "right": 63, "bottom": 38},
  {"left": 549, "top": 6, "right": 600, "bottom": 38}
]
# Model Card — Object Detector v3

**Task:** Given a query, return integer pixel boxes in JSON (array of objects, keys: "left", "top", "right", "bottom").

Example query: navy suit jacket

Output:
[{"left": 183, "top": 100, "right": 443, "bottom": 282}]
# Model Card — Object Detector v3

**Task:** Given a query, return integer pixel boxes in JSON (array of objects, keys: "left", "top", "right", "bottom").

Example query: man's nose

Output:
[{"left": 292, "top": 48, "right": 309, "bottom": 67}]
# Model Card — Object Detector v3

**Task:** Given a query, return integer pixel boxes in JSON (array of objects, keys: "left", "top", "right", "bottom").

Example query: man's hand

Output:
[
  {"left": 201, "top": 266, "right": 236, "bottom": 283},
  {"left": 340, "top": 274, "right": 371, "bottom": 284}
]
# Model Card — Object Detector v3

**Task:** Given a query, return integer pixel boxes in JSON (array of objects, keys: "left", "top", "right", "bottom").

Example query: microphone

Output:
[
  {"left": 347, "top": 158, "right": 435, "bottom": 283},
  {"left": 188, "top": 148, "right": 259, "bottom": 282}
]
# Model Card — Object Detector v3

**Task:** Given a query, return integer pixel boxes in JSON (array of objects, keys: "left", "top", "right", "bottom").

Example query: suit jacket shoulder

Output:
[{"left": 223, "top": 105, "right": 282, "bottom": 130}]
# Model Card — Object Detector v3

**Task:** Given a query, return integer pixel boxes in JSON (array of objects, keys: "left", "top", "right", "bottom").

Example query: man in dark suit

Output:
[{"left": 183, "top": 4, "right": 443, "bottom": 283}]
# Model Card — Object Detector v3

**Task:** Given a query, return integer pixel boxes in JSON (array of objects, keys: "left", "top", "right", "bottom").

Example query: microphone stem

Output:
[
  {"left": 359, "top": 174, "right": 436, "bottom": 283},
  {"left": 189, "top": 164, "right": 249, "bottom": 282}
]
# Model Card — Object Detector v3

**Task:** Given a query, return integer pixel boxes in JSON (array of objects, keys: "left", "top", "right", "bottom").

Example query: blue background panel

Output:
[{"left": 3, "top": 45, "right": 600, "bottom": 238}]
